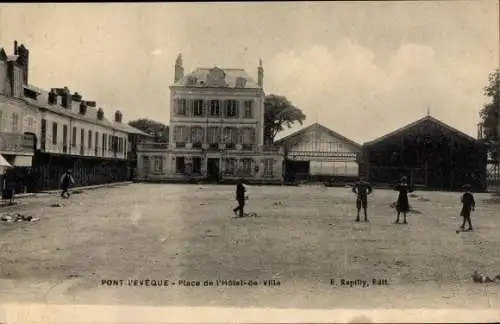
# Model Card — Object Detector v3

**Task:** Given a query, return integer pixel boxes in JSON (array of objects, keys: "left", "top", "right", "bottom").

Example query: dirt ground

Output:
[{"left": 0, "top": 183, "right": 499, "bottom": 308}]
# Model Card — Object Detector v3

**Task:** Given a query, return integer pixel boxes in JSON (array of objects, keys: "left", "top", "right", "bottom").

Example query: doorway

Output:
[{"left": 207, "top": 158, "right": 220, "bottom": 182}]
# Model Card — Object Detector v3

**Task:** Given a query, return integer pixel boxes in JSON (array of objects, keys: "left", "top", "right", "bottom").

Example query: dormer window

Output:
[
  {"left": 48, "top": 89, "right": 58, "bottom": 105},
  {"left": 206, "top": 67, "right": 227, "bottom": 87},
  {"left": 97, "top": 108, "right": 104, "bottom": 120},
  {"left": 235, "top": 77, "right": 247, "bottom": 88},
  {"left": 115, "top": 110, "right": 123, "bottom": 123},
  {"left": 79, "top": 101, "right": 87, "bottom": 115},
  {"left": 187, "top": 76, "right": 197, "bottom": 86},
  {"left": 23, "top": 88, "right": 38, "bottom": 100}
]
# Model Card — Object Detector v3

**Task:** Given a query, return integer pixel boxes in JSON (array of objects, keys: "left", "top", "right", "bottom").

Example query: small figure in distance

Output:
[
  {"left": 459, "top": 184, "right": 475, "bottom": 232},
  {"left": 352, "top": 176, "right": 373, "bottom": 222},
  {"left": 393, "top": 176, "right": 413, "bottom": 224},
  {"left": 60, "top": 169, "right": 75, "bottom": 199},
  {"left": 232, "top": 178, "right": 246, "bottom": 218}
]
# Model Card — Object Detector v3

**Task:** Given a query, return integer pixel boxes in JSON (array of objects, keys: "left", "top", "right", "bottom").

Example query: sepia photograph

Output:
[{"left": 0, "top": 1, "right": 499, "bottom": 323}]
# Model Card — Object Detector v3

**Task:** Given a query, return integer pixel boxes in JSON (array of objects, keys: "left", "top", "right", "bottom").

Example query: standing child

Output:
[
  {"left": 352, "top": 176, "right": 373, "bottom": 222},
  {"left": 60, "top": 169, "right": 75, "bottom": 199},
  {"left": 233, "top": 179, "right": 246, "bottom": 217},
  {"left": 459, "top": 184, "right": 475, "bottom": 231},
  {"left": 394, "top": 176, "right": 413, "bottom": 224}
]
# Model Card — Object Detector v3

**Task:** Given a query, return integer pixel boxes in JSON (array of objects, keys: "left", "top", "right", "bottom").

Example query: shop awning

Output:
[
  {"left": 0, "top": 155, "right": 12, "bottom": 168},
  {"left": 13, "top": 155, "right": 32, "bottom": 167}
]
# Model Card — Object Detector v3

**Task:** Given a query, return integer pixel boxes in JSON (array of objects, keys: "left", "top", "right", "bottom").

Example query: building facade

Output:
[
  {"left": 136, "top": 55, "right": 283, "bottom": 184},
  {"left": 275, "top": 123, "right": 360, "bottom": 184},
  {"left": 362, "top": 115, "right": 487, "bottom": 192},
  {"left": 0, "top": 40, "right": 148, "bottom": 192}
]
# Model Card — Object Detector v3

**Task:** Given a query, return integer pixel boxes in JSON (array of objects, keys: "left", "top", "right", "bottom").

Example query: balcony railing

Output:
[{"left": 137, "top": 142, "right": 169, "bottom": 150}]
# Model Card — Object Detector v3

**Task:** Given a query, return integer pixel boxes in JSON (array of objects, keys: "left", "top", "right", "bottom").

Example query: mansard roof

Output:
[
  {"left": 172, "top": 67, "right": 259, "bottom": 89},
  {"left": 22, "top": 84, "right": 150, "bottom": 136}
]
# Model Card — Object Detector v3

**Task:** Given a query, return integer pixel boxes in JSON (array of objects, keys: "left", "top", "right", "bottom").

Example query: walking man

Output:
[
  {"left": 459, "top": 184, "right": 475, "bottom": 231},
  {"left": 60, "top": 169, "right": 75, "bottom": 199},
  {"left": 232, "top": 179, "right": 246, "bottom": 217},
  {"left": 352, "top": 176, "right": 373, "bottom": 222}
]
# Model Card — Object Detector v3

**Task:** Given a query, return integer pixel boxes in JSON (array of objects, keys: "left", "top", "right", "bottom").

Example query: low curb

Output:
[{"left": 13, "top": 181, "right": 133, "bottom": 199}]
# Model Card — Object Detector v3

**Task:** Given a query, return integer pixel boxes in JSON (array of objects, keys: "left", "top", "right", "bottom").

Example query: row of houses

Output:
[
  {"left": 135, "top": 55, "right": 489, "bottom": 192},
  {"left": 0, "top": 40, "right": 149, "bottom": 193}
]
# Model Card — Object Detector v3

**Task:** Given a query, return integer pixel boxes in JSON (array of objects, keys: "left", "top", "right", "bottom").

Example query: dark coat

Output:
[{"left": 394, "top": 183, "right": 413, "bottom": 213}]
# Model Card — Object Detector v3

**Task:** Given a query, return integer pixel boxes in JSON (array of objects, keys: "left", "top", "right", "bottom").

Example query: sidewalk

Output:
[{"left": 13, "top": 181, "right": 133, "bottom": 199}]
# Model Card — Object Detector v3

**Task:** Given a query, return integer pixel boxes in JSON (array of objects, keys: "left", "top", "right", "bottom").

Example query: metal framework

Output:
[{"left": 286, "top": 151, "right": 358, "bottom": 162}]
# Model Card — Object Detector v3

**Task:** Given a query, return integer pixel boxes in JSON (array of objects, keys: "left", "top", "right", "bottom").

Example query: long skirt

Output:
[{"left": 396, "top": 196, "right": 410, "bottom": 213}]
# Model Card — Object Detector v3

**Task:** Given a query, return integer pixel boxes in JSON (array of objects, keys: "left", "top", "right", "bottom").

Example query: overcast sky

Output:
[{"left": 0, "top": 2, "right": 498, "bottom": 143}]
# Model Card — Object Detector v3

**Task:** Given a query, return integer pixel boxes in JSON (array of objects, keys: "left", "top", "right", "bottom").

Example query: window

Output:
[
  {"left": 88, "top": 130, "right": 92, "bottom": 149},
  {"left": 108, "top": 135, "right": 113, "bottom": 152},
  {"left": 0, "top": 110, "right": 3, "bottom": 130},
  {"left": 72, "top": 126, "right": 77, "bottom": 147},
  {"left": 95, "top": 131, "right": 99, "bottom": 155},
  {"left": 41, "top": 118, "right": 47, "bottom": 151},
  {"left": 174, "top": 126, "right": 188, "bottom": 145},
  {"left": 176, "top": 157, "right": 185, "bottom": 174},
  {"left": 80, "top": 129, "right": 85, "bottom": 154},
  {"left": 192, "top": 157, "right": 202, "bottom": 174},
  {"left": 263, "top": 159, "right": 274, "bottom": 177},
  {"left": 62, "top": 125, "right": 68, "bottom": 150},
  {"left": 175, "top": 99, "right": 187, "bottom": 116},
  {"left": 209, "top": 100, "right": 220, "bottom": 117},
  {"left": 244, "top": 100, "right": 253, "bottom": 118},
  {"left": 154, "top": 156, "right": 163, "bottom": 172},
  {"left": 193, "top": 99, "right": 204, "bottom": 116},
  {"left": 240, "top": 158, "right": 253, "bottom": 176},
  {"left": 102, "top": 133, "right": 107, "bottom": 155},
  {"left": 207, "top": 127, "right": 220, "bottom": 147},
  {"left": 223, "top": 127, "right": 237, "bottom": 148},
  {"left": 11, "top": 113, "right": 19, "bottom": 132},
  {"left": 52, "top": 122, "right": 58, "bottom": 145},
  {"left": 224, "top": 100, "right": 238, "bottom": 118},
  {"left": 241, "top": 127, "right": 255, "bottom": 149},
  {"left": 224, "top": 158, "right": 236, "bottom": 175},
  {"left": 191, "top": 127, "right": 203, "bottom": 146}
]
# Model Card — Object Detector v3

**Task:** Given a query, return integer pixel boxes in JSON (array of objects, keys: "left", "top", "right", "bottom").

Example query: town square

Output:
[{"left": 1, "top": 183, "right": 500, "bottom": 309}]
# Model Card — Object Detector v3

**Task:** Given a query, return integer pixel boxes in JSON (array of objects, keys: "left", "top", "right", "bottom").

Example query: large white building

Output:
[{"left": 137, "top": 55, "right": 284, "bottom": 183}]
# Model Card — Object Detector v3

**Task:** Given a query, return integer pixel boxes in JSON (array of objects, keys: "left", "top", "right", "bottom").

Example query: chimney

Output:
[
  {"left": 174, "top": 53, "right": 184, "bottom": 82},
  {"left": 61, "top": 87, "right": 72, "bottom": 108},
  {"left": 257, "top": 58, "right": 264, "bottom": 88},
  {"left": 79, "top": 101, "right": 87, "bottom": 115},
  {"left": 114, "top": 110, "right": 123, "bottom": 123},
  {"left": 14, "top": 44, "right": 29, "bottom": 84},
  {"left": 72, "top": 92, "right": 82, "bottom": 102},
  {"left": 13, "top": 40, "right": 18, "bottom": 55}
]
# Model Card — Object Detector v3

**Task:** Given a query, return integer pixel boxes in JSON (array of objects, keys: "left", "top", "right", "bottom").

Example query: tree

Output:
[
  {"left": 479, "top": 69, "right": 499, "bottom": 150},
  {"left": 128, "top": 118, "right": 169, "bottom": 142},
  {"left": 264, "top": 94, "right": 306, "bottom": 144}
]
